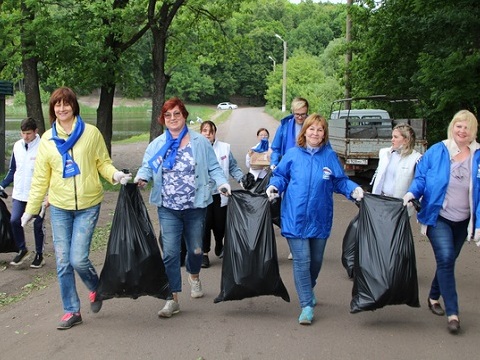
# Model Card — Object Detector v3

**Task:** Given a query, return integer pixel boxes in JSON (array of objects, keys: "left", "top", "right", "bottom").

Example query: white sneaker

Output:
[
  {"left": 158, "top": 300, "right": 180, "bottom": 318},
  {"left": 287, "top": 252, "right": 293, "bottom": 260},
  {"left": 188, "top": 275, "right": 204, "bottom": 298}
]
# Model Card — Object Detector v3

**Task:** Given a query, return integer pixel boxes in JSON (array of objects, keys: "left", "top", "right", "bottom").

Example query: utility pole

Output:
[
  {"left": 345, "top": 0, "right": 353, "bottom": 110},
  {"left": 275, "top": 34, "right": 287, "bottom": 113}
]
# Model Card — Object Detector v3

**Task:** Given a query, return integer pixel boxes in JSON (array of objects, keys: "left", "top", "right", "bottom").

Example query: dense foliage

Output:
[{"left": 1, "top": 0, "right": 479, "bottom": 145}]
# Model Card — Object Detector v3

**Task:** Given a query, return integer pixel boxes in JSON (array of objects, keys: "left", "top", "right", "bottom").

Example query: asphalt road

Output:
[{"left": 1, "top": 107, "right": 479, "bottom": 359}]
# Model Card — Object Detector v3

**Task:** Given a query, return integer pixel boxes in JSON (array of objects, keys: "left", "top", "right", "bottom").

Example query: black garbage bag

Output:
[
  {"left": 251, "top": 171, "right": 281, "bottom": 228},
  {"left": 214, "top": 190, "right": 289, "bottom": 303},
  {"left": 97, "top": 183, "right": 171, "bottom": 300},
  {"left": 350, "top": 194, "right": 420, "bottom": 313},
  {"left": 341, "top": 213, "right": 359, "bottom": 279},
  {"left": 240, "top": 172, "right": 256, "bottom": 190},
  {"left": 0, "top": 198, "right": 17, "bottom": 253},
  {"left": 350, "top": 193, "right": 420, "bottom": 313}
]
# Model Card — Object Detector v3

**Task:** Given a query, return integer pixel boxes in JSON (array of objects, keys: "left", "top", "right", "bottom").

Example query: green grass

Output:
[{"left": 0, "top": 273, "right": 56, "bottom": 307}]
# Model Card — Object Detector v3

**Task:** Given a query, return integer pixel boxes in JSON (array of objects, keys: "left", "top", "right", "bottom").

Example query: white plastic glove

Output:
[
  {"left": 474, "top": 229, "right": 480, "bottom": 247},
  {"left": 266, "top": 185, "right": 279, "bottom": 201},
  {"left": 218, "top": 183, "right": 232, "bottom": 196},
  {"left": 21, "top": 213, "right": 34, "bottom": 227},
  {"left": 351, "top": 187, "right": 364, "bottom": 201},
  {"left": 113, "top": 171, "right": 132, "bottom": 185},
  {"left": 403, "top": 192, "right": 415, "bottom": 206}
]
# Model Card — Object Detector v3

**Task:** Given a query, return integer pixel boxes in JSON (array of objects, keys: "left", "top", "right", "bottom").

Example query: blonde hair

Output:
[
  {"left": 290, "top": 97, "right": 309, "bottom": 113},
  {"left": 447, "top": 110, "right": 478, "bottom": 143},
  {"left": 393, "top": 123, "right": 416, "bottom": 156},
  {"left": 297, "top": 114, "right": 328, "bottom": 147}
]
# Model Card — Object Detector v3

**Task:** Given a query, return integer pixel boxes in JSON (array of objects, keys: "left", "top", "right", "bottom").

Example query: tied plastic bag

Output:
[
  {"left": 251, "top": 171, "right": 281, "bottom": 228},
  {"left": 0, "top": 198, "right": 18, "bottom": 253},
  {"left": 341, "top": 213, "right": 359, "bottom": 279},
  {"left": 350, "top": 193, "right": 420, "bottom": 313},
  {"left": 97, "top": 183, "right": 171, "bottom": 300},
  {"left": 214, "top": 190, "right": 289, "bottom": 303}
]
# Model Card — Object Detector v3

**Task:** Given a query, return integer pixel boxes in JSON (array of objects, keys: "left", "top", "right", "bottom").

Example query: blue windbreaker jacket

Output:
[{"left": 269, "top": 144, "right": 358, "bottom": 239}]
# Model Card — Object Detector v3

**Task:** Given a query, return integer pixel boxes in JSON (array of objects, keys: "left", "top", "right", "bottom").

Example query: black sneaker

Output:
[
  {"left": 10, "top": 249, "right": 29, "bottom": 266},
  {"left": 30, "top": 253, "right": 45, "bottom": 268},
  {"left": 214, "top": 243, "right": 223, "bottom": 257},
  {"left": 201, "top": 254, "right": 210, "bottom": 268},
  {"left": 57, "top": 312, "right": 83, "bottom": 330}
]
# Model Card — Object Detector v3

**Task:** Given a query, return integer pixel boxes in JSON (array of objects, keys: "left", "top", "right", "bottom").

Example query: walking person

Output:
[
  {"left": 246, "top": 128, "right": 271, "bottom": 182},
  {"left": 371, "top": 123, "right": 422, "bottom": 207},
  {"left": 266, "top": 114, "right": 363, "bottom": 325},
  {"left": 0, "top": 117, "right": 46, "bottom": 268},
  {"left": 404, "top": 110, "right": 480, "bottom": 334},
  {"left": 22, "top": 87, "right": 132, "bottom": 330},
  {"left": 270, "top": 97, "right": 309, "bottom": 260},
  {"left": 200, "top": 120, "right": 244, "bottom": 268},
  {"left": 135, "top": 97, "right": 229, "bottom": 318}
]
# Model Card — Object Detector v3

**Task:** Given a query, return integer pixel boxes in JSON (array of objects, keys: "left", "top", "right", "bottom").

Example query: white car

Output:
[{"left": 217, "top": 102, "right": 238, "bottom": 110}]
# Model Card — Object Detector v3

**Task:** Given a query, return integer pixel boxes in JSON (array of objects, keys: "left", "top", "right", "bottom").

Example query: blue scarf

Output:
[
  {"left": 149, "top": 126, "right": 188, "bottom": 172},
  {"left": 252, "top": 138, "right": 269, "bottom": 153},
  {"left": 50, "top": 116, "right": 85, "bottom": 178}
]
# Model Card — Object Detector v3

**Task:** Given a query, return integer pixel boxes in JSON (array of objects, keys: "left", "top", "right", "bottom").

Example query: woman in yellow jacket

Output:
[{"left": 22, "top": 87, "right": 131, "bottom": 330}]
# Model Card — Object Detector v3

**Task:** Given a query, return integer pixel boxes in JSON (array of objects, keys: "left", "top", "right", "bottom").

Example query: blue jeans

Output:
[
  {"left": 50, "top": 204, "right": 100, "bottom": 313},
  {"left": 287, "top": 238, "right": 327, "bottom": 308},
  {"left": 11, "top": 199, "right": 45, "bottom": 253},
  {"left": 157, "top": 206, "right": 206, "bottom": 293},
  {"left": 427, "top": 216, "right": 468, "bottom": 316}
]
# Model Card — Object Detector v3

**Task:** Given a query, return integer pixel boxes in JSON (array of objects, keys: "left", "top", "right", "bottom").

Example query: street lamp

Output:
[
  {"left": 268, "top": 55, "right": 276, "bottom": 72},
  {"left": 275, "top": 33, "right": 287, "bottom": 112}
]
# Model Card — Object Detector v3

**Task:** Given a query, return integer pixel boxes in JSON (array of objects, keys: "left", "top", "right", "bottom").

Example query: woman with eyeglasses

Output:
[
  {"left": 270, "top": 97, "right": 309, "bottom": 170},
  {"left": 135, "top": 97, "right": 229, "bottom": 319},
  {"left": 404, "top": 110, "right": 480, "bottom": 334}
]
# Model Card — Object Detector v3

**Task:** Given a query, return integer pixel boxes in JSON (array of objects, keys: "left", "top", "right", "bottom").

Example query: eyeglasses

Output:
[
  {"left": 294, "top": 113, "right": 308, "bottom": 118},
  {"left": 164, "top": 111, "right": 182, "bottom": 119}
]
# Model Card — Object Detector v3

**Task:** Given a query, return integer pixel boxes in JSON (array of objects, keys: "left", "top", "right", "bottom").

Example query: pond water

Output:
[{"left": 3, "top": 112, "right": 151, "bottom": 152}]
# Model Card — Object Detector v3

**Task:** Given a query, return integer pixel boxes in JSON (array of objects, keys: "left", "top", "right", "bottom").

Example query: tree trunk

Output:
[
  {"left": 21, "top": 57, "right": 45, "bottom": 134},
  {"left": 96, "top": 85, "right": 115, "bottom": 155},
  {"left": 20, "top": 3, "right": 45, "bottom": 134},
  {"left": 150, "top": 25, "right": 168, "bottom": 142}
]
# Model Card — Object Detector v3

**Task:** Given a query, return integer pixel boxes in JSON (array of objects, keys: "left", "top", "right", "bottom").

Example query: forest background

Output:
[{"left": 1, "top": 0, "right": 479, "bottom": 151}]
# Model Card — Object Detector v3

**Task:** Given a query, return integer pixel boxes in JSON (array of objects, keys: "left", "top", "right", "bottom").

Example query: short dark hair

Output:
[
  {"left": 20, "top": 117, "right": 38, "bottom": 131},
  {"left": 200, "top": 120, "right": 217, "bottom": 134},
  {"left": 49, "top": 87, "right": 80, "bottom": 125}
]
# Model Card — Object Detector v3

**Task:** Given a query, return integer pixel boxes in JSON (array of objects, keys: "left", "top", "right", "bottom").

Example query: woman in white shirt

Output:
[{"left": 371, "top": 123, "right": 421, "bottom": 201}]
